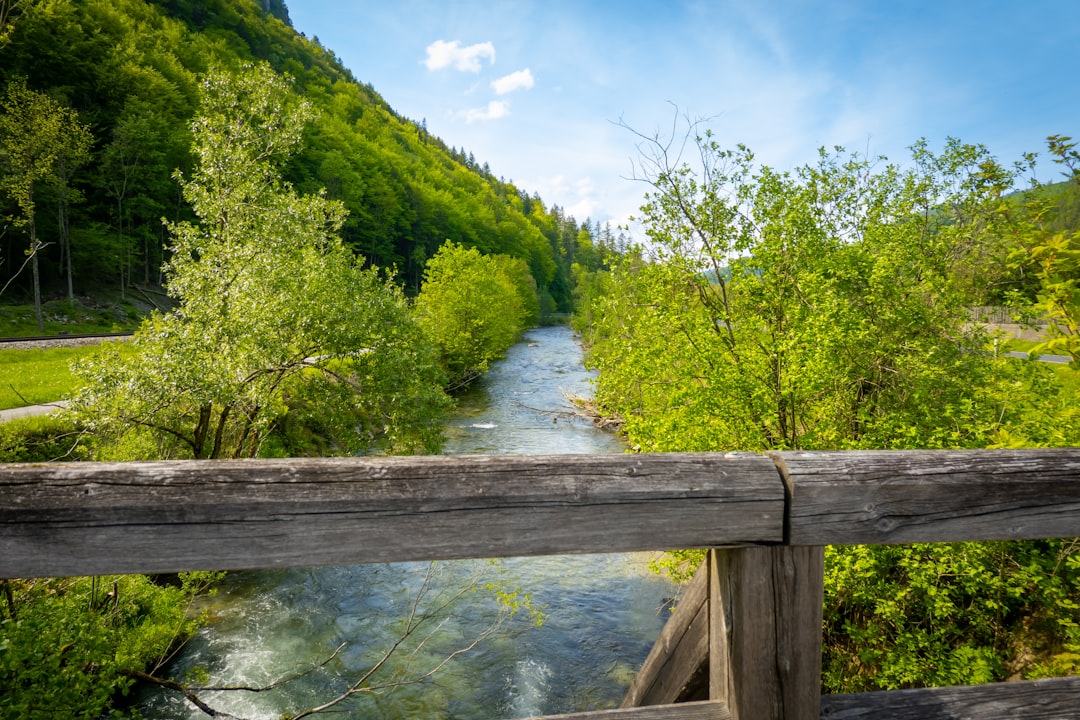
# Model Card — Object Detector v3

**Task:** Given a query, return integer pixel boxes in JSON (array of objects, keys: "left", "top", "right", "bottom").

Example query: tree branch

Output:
[{"left": 134, "top": 562, "right": 515, "bottom": 719}]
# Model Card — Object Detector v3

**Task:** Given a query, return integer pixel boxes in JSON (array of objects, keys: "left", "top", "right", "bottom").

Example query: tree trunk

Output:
[
  {"left": 117, "top": 196, "right": 125, "bottom": 299},
  {"left": 192, "top": 404, "right": 212, "bottom": 459},
  {"left": 30, "top": 219, "right": 43, "bottom": 332},
  {"left": 59, "top": 180, "right": 73, "bottom": 301}
]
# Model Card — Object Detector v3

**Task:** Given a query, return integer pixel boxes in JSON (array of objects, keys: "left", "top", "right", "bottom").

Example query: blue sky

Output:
[{"left": 286, "top": 1, "right": 1080, "bottom": 230}]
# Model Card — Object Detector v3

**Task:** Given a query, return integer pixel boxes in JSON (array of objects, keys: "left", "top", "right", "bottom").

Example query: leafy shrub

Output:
[
  {"left": 824, "top": 540, "right": 1080, "bottom": 692},
  {"left": 414, "top": 241, "right": 537, "bottom": 389},
  {"left": 0, "top": 414, "right": 87, "bottom": 463},
  {"left": 0, "top": 573, "right": 219, "bottom": 719}
]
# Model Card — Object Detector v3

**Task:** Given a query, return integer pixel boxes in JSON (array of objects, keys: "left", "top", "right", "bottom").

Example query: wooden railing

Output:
[{"left": 2, "top": 449, "right": 1080, "bottom": 719}]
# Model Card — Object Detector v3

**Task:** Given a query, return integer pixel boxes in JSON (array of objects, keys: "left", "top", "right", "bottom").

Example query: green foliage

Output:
[
  {"left": 492, "top": 253, "right": 541, "bottom": 327},
  {"left": 0, "top": 78, "right": 65, "bottom": 231},
  {"left": 647, "top": 549, "right": 706, "bottom": 587},
  {"left": 587, "top": 136, "right": 1019, "bottom": 452},
  {"left": 0, "top": 76, "right": 90, "bottom": 328},
  {"left": 0, "top": 573, "right": 215, "bottom": 719},
  {"left": 71, "top": 62, "right": 450, "bottom": 458},
  {"left": 579, "top": 125, "right": 1080, "bottom": 691},
  {"left": 824, "top": 541, "right": 1080, "bottom": 691},
  {"left": 414, "top": 241, "right": 536, "bottom": 389},
  {"left": 1004, "top": 136, "right": 1080, "bottom": 366},
  {"left": 0, "top": 413, "right": 86, "bottom": 462}
]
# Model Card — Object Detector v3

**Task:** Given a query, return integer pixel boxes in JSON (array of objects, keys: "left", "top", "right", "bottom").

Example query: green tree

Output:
[
  {"left": 72, "top": 62, "right": 449, "bottom": 458},
  {"left": 96, "top": 95, "right": 182, "bottom": 293},
  {"left": 49, "top": 100, "right": 92, "bottom": 302},
  {"left": 1006, "top": 135, "right": 1080, "bottom": 365},
  {"left": 492, "top": 252, "right": 540, "bottom": 326},
  {"left": 414, "top": 241, "right": 533, "bottom": 389},
  {"left": 590, "top": 128, "right": 1014, "bottom": 452},
  {"left": 582, "top": 122, "right": 1080, "bottom": 689},
  {"left": 0, "top": 78, "right": 86, "bottom": 327}
]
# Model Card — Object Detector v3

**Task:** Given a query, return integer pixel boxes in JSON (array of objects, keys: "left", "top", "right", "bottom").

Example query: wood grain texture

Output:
[
  {"left": 0, "top": 452, "right": 783, "bottom": 578},
  {"left": 775, "top": 449, "right": 1080, "bottom": 545},
  {"left": 708, "top": 549, "right": 730, "bottom": 710},
  {"left": 523, "top": 700, "right": 730, "bottom": 720},
  {"left": 819, "top": 676, "right": 1080, "bottom": 719},
  {"left": 622, "top": 560, "right": 710, "bottom": 707},
  {"left": 710, "top": 546, "right": 824, "bottom": 720}
]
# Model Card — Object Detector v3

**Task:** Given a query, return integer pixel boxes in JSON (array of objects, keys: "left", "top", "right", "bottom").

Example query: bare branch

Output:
[
  {"left": 0, "top": 240, "right": 52, "bottom": 299},
  {"left": 135, "top": 561, "right": 515, "bottom": 720}
]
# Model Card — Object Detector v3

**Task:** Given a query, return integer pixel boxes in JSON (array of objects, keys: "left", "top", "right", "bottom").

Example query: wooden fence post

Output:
[{"left": 708, "top": 546, "right": 824, "bottom": 720}]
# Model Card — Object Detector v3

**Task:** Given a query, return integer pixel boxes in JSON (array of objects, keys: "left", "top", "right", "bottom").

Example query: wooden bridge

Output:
[{"left": 2, "top": 449, "right": 1079, "bottom": 719}]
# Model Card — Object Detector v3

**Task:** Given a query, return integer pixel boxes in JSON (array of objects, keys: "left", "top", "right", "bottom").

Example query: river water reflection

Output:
[{"left": 137, "top": 326, "right": 674, "bottom": 719}]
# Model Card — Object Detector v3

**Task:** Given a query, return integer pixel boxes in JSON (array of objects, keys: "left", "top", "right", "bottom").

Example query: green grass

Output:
[
  {"left": 0, "top": 413, "right": 88, "bottom": 462},
  {"left": 0, "top": 343, "right": 123, "bottom": 410},
  {"left": 1051, "top": 361, "right": 1080, "bottom": 392}
]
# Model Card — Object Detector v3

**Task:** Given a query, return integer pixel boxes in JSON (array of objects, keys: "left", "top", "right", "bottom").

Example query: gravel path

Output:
[{"left": 0, "top": 334, "right": 133, "bottom": 351}]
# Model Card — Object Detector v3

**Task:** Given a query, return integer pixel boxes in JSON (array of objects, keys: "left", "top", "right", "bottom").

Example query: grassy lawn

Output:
[
  {"left": 0, "top": 342, "right": 128, "bottom": 411},
  {"left": 0, "top": 295, "right": 148, "bottom": 411}
]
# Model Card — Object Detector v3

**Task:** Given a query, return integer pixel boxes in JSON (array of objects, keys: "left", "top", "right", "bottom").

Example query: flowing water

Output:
[{"left": 136, "top": 326, "right": 674, "bottom": 719}]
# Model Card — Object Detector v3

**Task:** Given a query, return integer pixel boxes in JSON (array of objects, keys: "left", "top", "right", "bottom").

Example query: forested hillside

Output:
[{"left": 0, "top": 0, "right": 609, "bottom": 320}]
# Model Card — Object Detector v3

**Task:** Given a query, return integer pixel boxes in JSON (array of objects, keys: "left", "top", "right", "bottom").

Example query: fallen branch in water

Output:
[
  {"left": 513, "top": 392, "right": 624, "bottom": 430},
  {"left": 561, "top": 390, "right": 625, "bottom": 430}
]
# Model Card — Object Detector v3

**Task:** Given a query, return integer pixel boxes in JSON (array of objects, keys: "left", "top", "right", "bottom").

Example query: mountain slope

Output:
[{"left": 0, "top": 0, "right": 599, "bottom": 310}]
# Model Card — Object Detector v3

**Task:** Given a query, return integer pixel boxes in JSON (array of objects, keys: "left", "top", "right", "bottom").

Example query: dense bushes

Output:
[
  {"left": 824, "top": 540, "right": 1080, "bottom": 690},
  {"left": 0, "top": 573, "right": 221, "bottom": 720},
  {"left": 0, "top": 414, "right": 87, "bottom": 463}
]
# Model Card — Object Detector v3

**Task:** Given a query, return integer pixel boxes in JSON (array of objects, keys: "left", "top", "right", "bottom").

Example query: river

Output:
[{"left": 135, "top": 325, "right": 675, "bottom": 719}]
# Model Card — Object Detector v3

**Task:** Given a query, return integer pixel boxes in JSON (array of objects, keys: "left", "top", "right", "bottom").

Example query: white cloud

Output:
[
  {"left": 464, "top": 100, "right": 511, "bottom": 123},
  {"left": 565, "top": 177, "right": 598, "bottom": 220},
  {"left": 525, "top": 174, "right": 604, "bottom": 222},
  {"left": 424, "top": 40, "right": 495, "bottom": 72},
  {"left": 492, "top": 68, "right": 535, "bottom": 95}
]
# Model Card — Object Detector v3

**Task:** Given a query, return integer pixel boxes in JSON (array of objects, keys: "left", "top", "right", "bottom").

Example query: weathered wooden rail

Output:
[{"left": 2, "top": 449, "right": 1080, "bottom": 719}]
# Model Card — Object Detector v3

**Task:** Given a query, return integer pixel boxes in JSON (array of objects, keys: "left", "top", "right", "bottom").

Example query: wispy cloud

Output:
[
  {"left": 492, "top": 68, "right": 535, "bottom": 95},
  {"left": 424, "top": 40, "right": 495, "bottom": 72},
  {"left": 565, "top": 177, "right": 598, "bottom": 220},
  {"left": 528, "top": 174, "right": 600, "bottom": 221},
  {"left": 464, "top": 100, "right": 511, "bottom": 123}
]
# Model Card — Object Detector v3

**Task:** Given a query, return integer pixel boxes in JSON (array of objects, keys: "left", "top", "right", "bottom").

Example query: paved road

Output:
[
  {"left": 1003, "top": 351, "right": 1072, "bottom": 364},
  {"left": 0, "top": 400, "right": 70, "bottom": 423}
]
